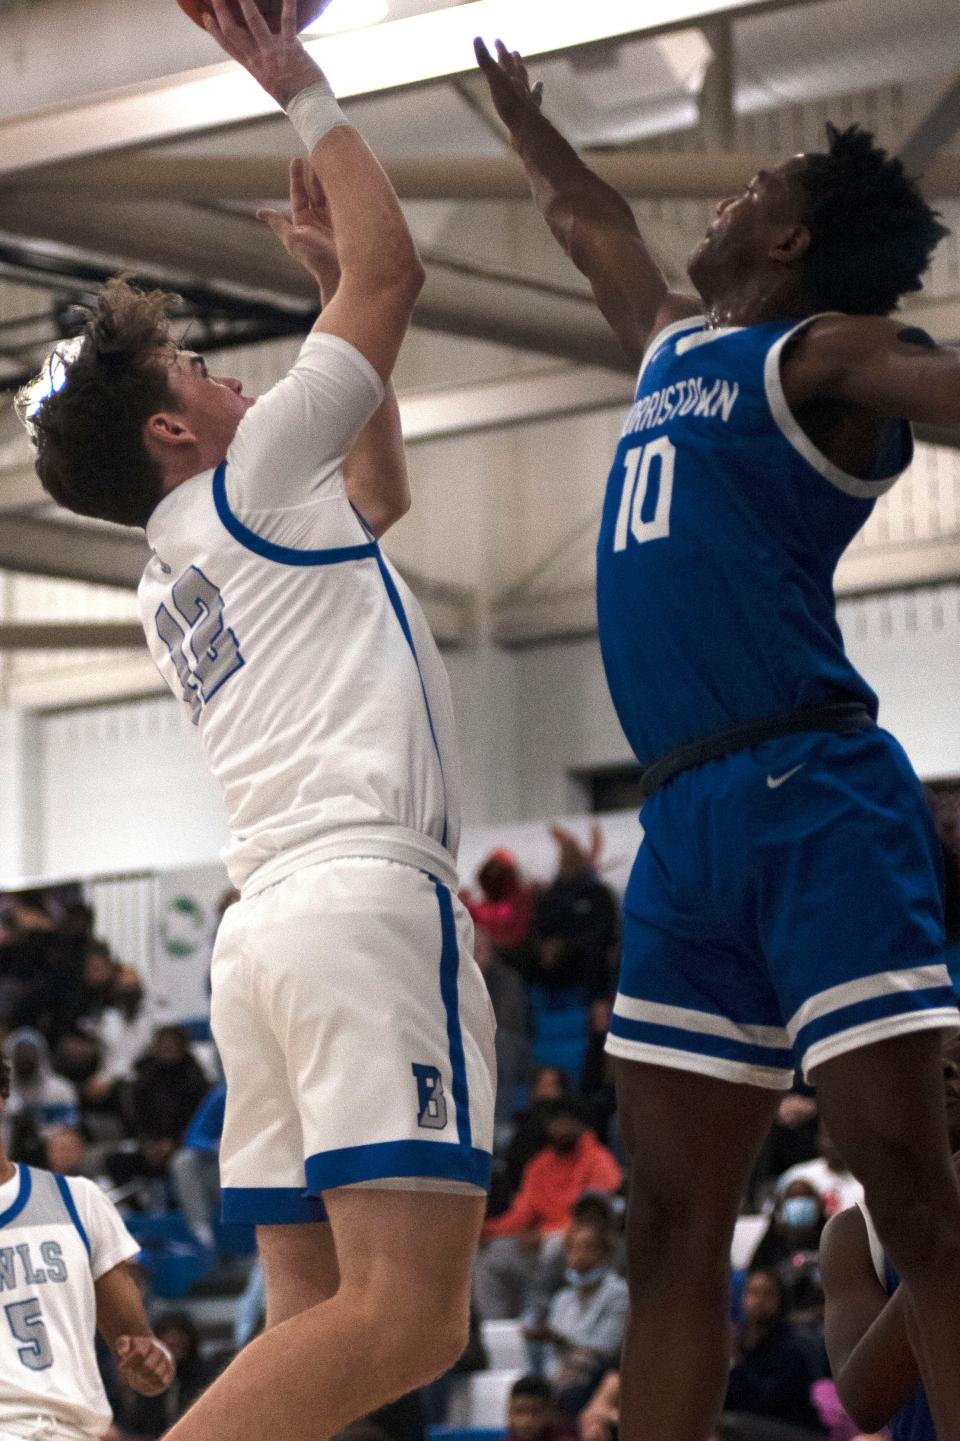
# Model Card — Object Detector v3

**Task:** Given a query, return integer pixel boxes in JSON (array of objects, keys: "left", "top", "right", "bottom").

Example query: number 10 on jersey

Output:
[{"left": 612, "top": 437, "right": 676, "bottom": 551}]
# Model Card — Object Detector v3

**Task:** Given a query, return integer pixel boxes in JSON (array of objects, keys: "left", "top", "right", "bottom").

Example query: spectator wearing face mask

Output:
[
  {"left": 751, "top": 1182, "right": 827, "bottom": 1271},
  {"left": 775, "top": 1121, "right": 864, "bottom": 1219},
  {"left": 475, "top": 1100, "right": 622, "bottom": 1320},
  {"left": 523, "top": 1217, "right": 628, "bottom": 1414}
]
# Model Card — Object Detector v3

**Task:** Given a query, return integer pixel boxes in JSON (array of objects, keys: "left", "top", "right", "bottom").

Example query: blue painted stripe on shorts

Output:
[
  {"left": 0, "top": 1167, "right": 31, "bottom": 1229},
  {"left": 608, "top": 1013, "right": 794, "bottom": 1071},
  {"left": 54, "top": 1174, "right": 91, "bottom": 1256},
  {"left": 221, "top": 1187, "right": 328, "bottom": 1226},
  {"left": 794, "top": 985, "right": 959, "bottom": 1058},
  {"left": 213, "top": 463, "right": 378, "bottom": 567},
  {"left": 375, "top": 551, "right": 449, "bottom": 849},
  {"left": 304, "top": 1139, "right": 491, "bottom": 1195},
  {"left": 434, "top": 879, "right": 472, "bottom": 1152}
]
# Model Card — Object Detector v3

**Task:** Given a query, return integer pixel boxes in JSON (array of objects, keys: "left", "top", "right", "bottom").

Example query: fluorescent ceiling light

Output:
[
  {"left": 1, "top": 0, "right": 762, "bottom": 173},
  {"left": 306, "top": 0, "right": 389, "bottom": 36}
]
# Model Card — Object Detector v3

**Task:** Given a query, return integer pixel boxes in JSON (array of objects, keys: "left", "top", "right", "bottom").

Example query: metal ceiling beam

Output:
[
  {"left": 0, "top": 623, "right": 146, "bottom": 650},
  {"left": 0, "top": 511, "right": 473, "bottom": 644},
  {"left": 899, "top": 68, "right": 960, "bottom": 175},
  {"left": 0, "top": 0, "right": 826, "bottom": 177},
  {"left": 0, "top": 515, "right": 148, "bottom": 587},
  {"left": 0, "top": 194, "right": 627, "bottom": 371},
  {"left": 13, "top": 149, "right": 960, "bottom": 205}
]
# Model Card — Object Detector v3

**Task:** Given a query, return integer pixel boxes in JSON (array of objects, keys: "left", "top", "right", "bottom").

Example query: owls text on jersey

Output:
[
  {"left": 0, "top": 1166, "right": 140, "bottom": 1439},
  {"left": 596, "top": 314, "right": 913, "bottom": 768},
  {"left": 138, "top": 332, "right": 464, "bottom": 894}
]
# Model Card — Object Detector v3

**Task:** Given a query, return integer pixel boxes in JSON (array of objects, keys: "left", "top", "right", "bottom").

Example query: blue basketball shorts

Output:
[{"left": 606, "top": 726, "right": 960, "bottom": 1087}]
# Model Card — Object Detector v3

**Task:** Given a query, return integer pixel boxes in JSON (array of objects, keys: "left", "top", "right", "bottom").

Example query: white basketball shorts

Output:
[{"left": 211, "top": 856, "right": 497, "bottom": 1224}]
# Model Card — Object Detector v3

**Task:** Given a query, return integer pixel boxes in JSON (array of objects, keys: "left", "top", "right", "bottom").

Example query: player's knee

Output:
[
  {"left": 627, "top": 1188, "right": 732, "bottom": 1281},
  {"left": 404, "top": 1293, "right": 469, "bottom": 1379}
]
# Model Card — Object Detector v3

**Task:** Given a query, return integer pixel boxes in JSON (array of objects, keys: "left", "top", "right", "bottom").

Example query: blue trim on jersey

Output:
[
  {"left": 433, "top": 878, "right": 473, "bottom": 1152},
  {"left": 304, "top": 1139, "right": 491, "bottom": 1195},
  {"left": 374, "top": 552, "right": 450, "bottom": 850},
  {"left": 212, "top": 463, "right": 378, "bottom": 566},
  {"left": 793, "top": 985, "right": 958, "bottom": 1058},
  {"left": 0, "top": 1167, "right": 31, "bottom": 1229},
  {"left": 608, "top": 1013, "right": 794, "bottom": 1072},
  {"left": 53, "top": 1174, "right": 91, "bottom": 1257},
  {"left": 221, "top": 1186, "right": 328, "bottom": 1226}
]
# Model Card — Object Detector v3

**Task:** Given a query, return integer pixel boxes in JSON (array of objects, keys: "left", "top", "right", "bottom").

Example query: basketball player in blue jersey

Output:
[
  {"left": 477, "top": 37, "right": 960, "bottom": 1441},
  {"left": 17, "top": 5, "right": 495, "bottom": 1441},
  {"left": 820, "top": 1027, "right": 960, "bottom": 1441}
]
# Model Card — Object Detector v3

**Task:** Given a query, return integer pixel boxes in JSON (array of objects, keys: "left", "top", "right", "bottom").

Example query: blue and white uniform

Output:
[
  {"left": 138, "top": 333, "right": 495, "bottom": 1222},
  {"left": 0, "top": 1165, "right": 140, "bottom": 1440},
  {"left": 598, "top": 315, "right": 958, "bottom": 1086}
]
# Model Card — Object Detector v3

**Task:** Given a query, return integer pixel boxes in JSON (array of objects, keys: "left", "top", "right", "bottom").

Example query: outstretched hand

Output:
[
  {"left": 203, "top": 0, "right": 323, "bottom": 108},
  {"left": 474, "top": 37, "right": 544, "bottom": 145},
  {"left": 258, "top": 158, "right": 339, "bottom": 289}
]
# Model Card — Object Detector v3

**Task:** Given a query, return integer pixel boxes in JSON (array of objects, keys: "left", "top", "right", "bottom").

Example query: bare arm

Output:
[
  {"left": 258, "top": 160, "right": 410, "bottom": 536},
  {"left": 95, "top": 1262, "right": 176, "bottom": 1398},
  {"left": 820, "top": 1208, "right": 921, "bottom": 1432},
  {"left": 783, "top": 314, "right": 960, "bottom": 426},
  {"left": 474, "top": 38, "right": 698, "bottom": 367},
  {"left": 205, "top": 0, "right": 424, "bottom": 383}
]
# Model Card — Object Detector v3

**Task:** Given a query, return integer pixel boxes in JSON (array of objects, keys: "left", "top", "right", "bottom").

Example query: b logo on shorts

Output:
[{"left": 412, "top": 1063, "right": 448, "bottom": 1131}]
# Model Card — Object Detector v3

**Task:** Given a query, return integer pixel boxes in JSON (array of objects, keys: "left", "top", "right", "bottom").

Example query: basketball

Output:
[{"left": 176, "top": 0, "right": 330, "bottom": 32}]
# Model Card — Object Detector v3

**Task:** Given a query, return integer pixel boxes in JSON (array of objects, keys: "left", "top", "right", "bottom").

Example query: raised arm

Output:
[
  {"left": 783, "top": 314, "right": 960, "bottom": 427},
  {"left": 474, "top": 38, "right": 698, "bottom": 368},
  {"left": 205, "top": 0, "right": 424, "bottom": 383},
  {"left": 820, "top": 1207, "right": 922, "bottom": 1433},
  {"left": 258, "top": 161, "right": 410, "bottom": 536}
]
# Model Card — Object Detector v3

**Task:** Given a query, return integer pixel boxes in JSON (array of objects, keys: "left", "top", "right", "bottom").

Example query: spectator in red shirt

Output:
[
  {"left": 475, "top": 1100, "right": 622, "bottom": 1319},
  {"left": 463, "top": 851, "right": 538, "bottom": 961}
]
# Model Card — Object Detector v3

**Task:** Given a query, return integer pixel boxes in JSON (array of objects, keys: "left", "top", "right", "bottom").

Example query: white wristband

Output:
[{"left": 286, "top": 77, "right": 349, "bottom": 152}]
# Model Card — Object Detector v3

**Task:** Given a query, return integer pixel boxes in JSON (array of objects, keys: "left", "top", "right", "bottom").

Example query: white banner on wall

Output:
[{"left": 153, "top": 863, "right": 231, "bottom": 1028}]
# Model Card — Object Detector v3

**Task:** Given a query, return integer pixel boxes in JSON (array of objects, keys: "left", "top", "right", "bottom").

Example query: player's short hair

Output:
[
  {"left": 16, "top": 277, "right": 181, "bottom": 529},
  {"left": 798, "top": 124, "right": 949, "bottom": 316},
  {"left": 0, "top": 1056, "right": 10, "bottom": 1102}
]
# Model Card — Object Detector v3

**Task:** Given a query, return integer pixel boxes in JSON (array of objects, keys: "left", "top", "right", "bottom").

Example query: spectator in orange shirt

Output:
[{"left": 475, "top": 1100, "right": 622, "bottom": 1319}]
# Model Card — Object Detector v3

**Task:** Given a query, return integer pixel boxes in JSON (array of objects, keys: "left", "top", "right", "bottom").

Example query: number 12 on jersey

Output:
[{"left": 612, "top": 436, "right": 676, "bottom": 551}]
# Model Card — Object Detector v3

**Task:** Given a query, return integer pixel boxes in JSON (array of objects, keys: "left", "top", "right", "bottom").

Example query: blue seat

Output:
[{"left": 125, "top": 1211, "right": 214, "bottom": 1298}]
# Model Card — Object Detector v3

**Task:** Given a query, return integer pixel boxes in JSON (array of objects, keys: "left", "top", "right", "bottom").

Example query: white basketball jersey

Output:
[
  {"left": 138, "top": 333, "right": 464, "bottom": 892},
  {"left": 0, "top": 1166, "right": 140, "bottom": 1439}
]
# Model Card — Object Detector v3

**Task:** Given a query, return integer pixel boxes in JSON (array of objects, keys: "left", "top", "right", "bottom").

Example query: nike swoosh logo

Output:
[{"left": 767, "top": 764, "right": 806, "bottom": 790}]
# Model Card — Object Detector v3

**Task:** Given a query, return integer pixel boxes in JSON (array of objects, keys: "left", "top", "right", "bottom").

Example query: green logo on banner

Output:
[{"left": 161, "top": 895, "right": 205, "bottom": 959}]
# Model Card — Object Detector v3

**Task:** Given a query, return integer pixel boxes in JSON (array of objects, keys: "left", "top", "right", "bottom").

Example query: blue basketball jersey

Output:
[{"left": 596, "top": 315, "right": 913, "bottom": 766}]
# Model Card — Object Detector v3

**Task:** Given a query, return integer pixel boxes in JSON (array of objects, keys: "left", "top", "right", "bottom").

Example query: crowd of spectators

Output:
[{"left": 5, "top": 796, "right": 959, "bottom": 1441}]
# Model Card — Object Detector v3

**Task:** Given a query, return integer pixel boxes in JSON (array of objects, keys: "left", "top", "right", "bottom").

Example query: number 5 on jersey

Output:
[
  {"left": 156, "top": 566, "right": 245, "bottom": 724},
  {"left": 613, "top": 436, "right": 676, "bottom": 550}
]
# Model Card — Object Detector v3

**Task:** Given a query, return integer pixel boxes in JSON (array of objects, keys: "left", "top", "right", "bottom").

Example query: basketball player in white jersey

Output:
[
  {"left": 0, "top": 1054, "right": 174, "bottom": 1439},
  {"left": 16, "top": 4, "right": 494, "bottom": 1440}
]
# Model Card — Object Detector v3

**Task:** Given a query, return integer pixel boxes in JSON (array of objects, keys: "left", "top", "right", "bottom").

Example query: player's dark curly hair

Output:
[
  {"left": 798, "top": 124, "right": 949, "bottom": 316},
  {"left": 0, "top": 1056, "right": 10, "bottom": 1103},
  {"left": 16, "top": 277, "right": 181, "bottom": 529}
]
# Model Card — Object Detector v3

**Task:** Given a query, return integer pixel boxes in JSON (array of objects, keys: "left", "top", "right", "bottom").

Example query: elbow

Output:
[
  {"left": 388, "top": 238, "right": 425, "bottom": 301},
  {"left": 835, "top": 1375, "right": 892, "bottom": 1435}
]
